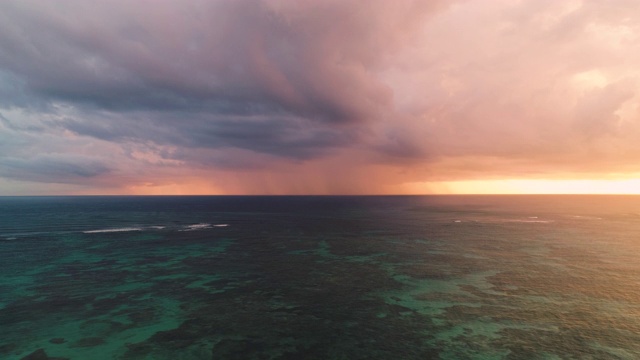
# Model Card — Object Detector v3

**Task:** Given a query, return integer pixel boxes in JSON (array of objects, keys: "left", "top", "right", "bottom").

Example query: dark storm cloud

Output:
[
  {"left": 59, "top": 112, "right": 356, "bottom": 160},
  {"left": 0, "top": 0, "right": 441, "bottom": 168},
  {"left": 0, "top": 1, "right": 414, "bottom": 119},
  {"left": 184, "top": 116, "right": 356, "bottom": 159},
  {"left": 0, "top": 154, "right": 110, "bottom": 184}
]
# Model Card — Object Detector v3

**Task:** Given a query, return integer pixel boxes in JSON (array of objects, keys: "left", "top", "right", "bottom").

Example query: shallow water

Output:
[{"left": 1, "top": 195, "right": 640, "bottom": 359}]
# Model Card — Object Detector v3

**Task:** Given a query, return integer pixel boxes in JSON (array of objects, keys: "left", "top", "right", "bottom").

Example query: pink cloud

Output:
[{"left": 1, "top": 0, "right": 640, "bottom": 194}]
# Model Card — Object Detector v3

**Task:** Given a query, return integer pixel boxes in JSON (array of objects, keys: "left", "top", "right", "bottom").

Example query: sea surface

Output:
[{"left": 1, "top": 195, "right": 640, "bottom": 359}]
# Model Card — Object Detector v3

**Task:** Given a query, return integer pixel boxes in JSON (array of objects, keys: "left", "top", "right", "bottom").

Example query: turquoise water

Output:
[{"left": 1, "top": 195, "right": 640, "bottom": 359}]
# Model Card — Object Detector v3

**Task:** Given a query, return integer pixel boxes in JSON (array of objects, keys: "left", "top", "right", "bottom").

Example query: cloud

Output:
[
  {"left": 573, "top": 79, "right": 635, "bottom": 136},
  {"left": 0, "top": 0, "right": 426, "bottom": 119},
  {"left": 1, "top": 0, "right": 640, "bottom": 194},
  {"left": 379, "top": 0, "right": 640, "bottom": 173},
  {"left": 0, "top": 154, "right": 110, "bottom": 184},
  {"left": 0, "top": 0, "right": 448, "bottom": 176}
]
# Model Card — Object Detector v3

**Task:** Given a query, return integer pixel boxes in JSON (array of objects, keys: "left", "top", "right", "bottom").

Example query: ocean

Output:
[{"left": 1, "top": 195, "right": 640, "bottom": 359}]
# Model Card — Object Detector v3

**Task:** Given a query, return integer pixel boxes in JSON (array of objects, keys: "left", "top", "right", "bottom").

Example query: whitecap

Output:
[
  {"left": 507, "top": 219, "right": 553, "bottom": 223},
  {"left": 213, "top": 224, "right": 229, "bottom": 227},
  {"left": 180, "top": 223, "right": 212, "bottom": 231},
  {"left": 477, "top": 218, "right": 553, "bottom": 224},
  {"left": 83, "top": 227, "right": 143, "bottom": 234},
  {"left": 571, "top": 215, "right": 602, "bottom": 220}
]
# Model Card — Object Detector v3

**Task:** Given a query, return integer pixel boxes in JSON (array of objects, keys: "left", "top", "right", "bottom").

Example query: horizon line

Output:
[{"left": 1, "top": 193, "right": 639, "bottom": 197}]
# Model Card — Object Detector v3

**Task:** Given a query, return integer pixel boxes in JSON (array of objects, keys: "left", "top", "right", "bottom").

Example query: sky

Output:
[{"left": 1, "top": 0, "right": 640, "bottom": 195}]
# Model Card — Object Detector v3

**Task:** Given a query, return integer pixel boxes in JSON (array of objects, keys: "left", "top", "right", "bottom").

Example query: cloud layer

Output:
[{"left": 1, "top": 0, "right": 640, "bottom": 194}]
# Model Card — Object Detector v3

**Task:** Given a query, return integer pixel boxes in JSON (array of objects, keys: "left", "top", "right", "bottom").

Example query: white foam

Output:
[
  {"left": 83, "top": 227, "right": 143, "bottom": 234},
  {"left": 454, "top": 220, "right": 462, "bottom": 223},
  {"left": 213, "top": 224, "right": 229, "bottom": 227},
  {"left": 180, "top": 223, "right": 212, "bottom": 231},
  {"left": 150, "top": 226, "right": 166, "bottom": 230},
  {"left": 477, "top": 218, "right": 553, "bottom": 224},
  {"left": 571, "top": 215, "right": 602, "bottom": 220},
  {"left": 506, "top": 219, "right": 553, "bottom": 223}
]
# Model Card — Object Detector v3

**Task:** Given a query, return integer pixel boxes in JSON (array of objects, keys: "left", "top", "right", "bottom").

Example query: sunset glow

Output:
[
  {"left": 412, "top": 178, "right": 640, "bottom": 195},
  {"left": 1, "top": 1, "right": 640, "bottom": 195}
]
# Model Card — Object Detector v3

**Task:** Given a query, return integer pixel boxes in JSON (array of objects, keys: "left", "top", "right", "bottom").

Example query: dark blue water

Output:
[{"left": 2, "top": 195, "right": 640, "bottom": 359}]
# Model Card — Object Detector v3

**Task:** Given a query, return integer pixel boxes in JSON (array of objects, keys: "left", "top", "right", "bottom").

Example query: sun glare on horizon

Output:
[{"left": 410, "top": 178, "right": 640, "bottom": 195}]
